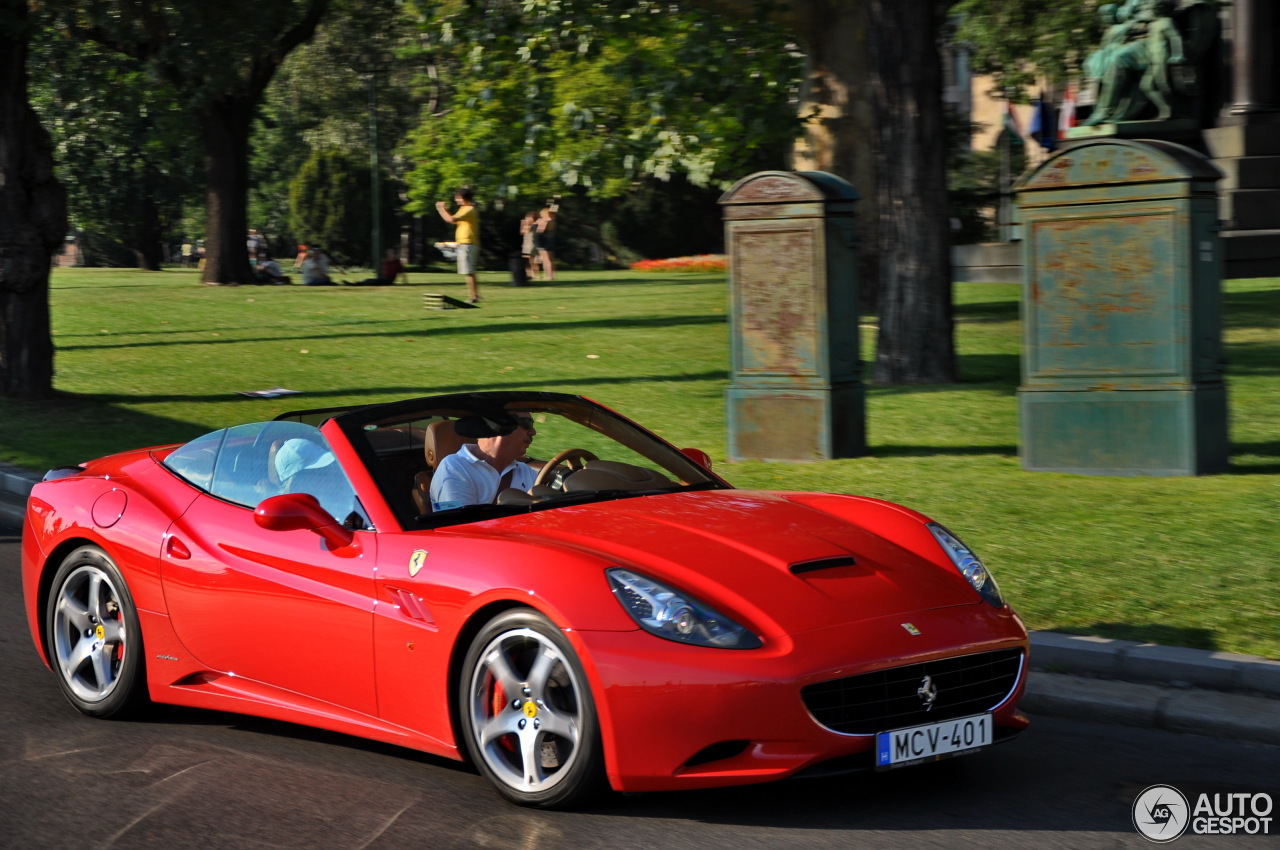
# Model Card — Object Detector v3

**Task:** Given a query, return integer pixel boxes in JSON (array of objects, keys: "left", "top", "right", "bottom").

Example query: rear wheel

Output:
[
  {"left": 46, "top": 546, "right": 147, "bottom": 718},
  {"left": 459, "top": 608, "right": 606, "bottom": 808}
]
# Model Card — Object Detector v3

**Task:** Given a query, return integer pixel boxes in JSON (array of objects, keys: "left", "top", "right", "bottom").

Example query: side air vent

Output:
[{"left": 790, "top": 555, "right": 857, "bottom": 575}]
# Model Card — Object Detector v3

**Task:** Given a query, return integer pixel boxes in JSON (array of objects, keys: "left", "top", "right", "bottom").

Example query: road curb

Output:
[
  {"left": 2, "top": 461, "right": 1276, "bottom": 745},
  {"left": 0, "top": 462, "right": 39, "bottom": 531},
  {"left": 1022, "top": 672, "right": 1280, "bottom": 746},
  {"left": 1029, "top": 631, "right": 1280, "bottom": 699}
]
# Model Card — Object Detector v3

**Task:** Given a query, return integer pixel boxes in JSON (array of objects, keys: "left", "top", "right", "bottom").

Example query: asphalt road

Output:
[{"left": 3, "top": 532, "right": 1277, "bottom": 850}]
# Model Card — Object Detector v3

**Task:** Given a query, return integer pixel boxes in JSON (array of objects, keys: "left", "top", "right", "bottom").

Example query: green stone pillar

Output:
[
  {"left": 1015, "top": 139, "right": 1229, "bottom": 476},
  {"left": 719, "top": 171, "right": 865, "bottom": 461}
]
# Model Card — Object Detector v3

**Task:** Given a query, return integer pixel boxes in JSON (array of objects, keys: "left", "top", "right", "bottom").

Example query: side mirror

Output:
[
  {"left": 680, "top": 448, "right": 713, "bottom": 470},
  {"left": 255, "top": 492, "right": 355, "bottom": 549}
]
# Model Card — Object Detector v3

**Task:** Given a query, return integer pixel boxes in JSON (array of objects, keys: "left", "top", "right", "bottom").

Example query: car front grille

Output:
[{"left": 802, "top": 648, "right": 1024, "bottom": 735}]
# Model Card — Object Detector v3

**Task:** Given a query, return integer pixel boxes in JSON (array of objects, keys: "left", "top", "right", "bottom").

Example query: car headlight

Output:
[
  {"left": 607, "top": 568, "right": 761, "bottom": 649},
  {"left": 928, "top": 523, "right": 1004, "bottom": 609}
]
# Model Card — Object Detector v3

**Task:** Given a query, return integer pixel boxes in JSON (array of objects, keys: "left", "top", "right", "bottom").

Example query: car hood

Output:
[{"left": 448, "top": 489, "right": 980, "bottom": 636}]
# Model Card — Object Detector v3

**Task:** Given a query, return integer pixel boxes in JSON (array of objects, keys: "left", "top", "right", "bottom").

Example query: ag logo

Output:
[
  {"left": 408, "top": 549, "right": 428, "bottom": 577},
  {"left": 1133, "top": 784, "right": 1190, "bottom": 843}
]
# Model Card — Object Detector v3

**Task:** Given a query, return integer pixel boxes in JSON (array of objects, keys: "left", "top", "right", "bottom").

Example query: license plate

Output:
[{"left": 875, "top": 713, "right": 992, "bottom": 769}]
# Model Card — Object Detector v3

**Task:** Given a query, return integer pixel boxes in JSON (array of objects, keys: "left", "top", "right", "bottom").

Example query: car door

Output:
[{"left": 159, "top": 421, "right": 378, "bottom": 716}]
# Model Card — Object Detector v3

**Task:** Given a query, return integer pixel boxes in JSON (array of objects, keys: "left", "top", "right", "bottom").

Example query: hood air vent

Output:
[{"left": 790, "top": 555, "right": 857, "bottom": 575}]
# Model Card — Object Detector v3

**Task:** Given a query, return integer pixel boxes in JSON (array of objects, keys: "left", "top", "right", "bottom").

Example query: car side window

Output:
[{"left": 167, "top": 422, "right": 367, "bottom": 528}]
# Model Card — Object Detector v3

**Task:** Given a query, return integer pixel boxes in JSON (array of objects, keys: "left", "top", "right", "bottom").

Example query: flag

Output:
[
  {"left": 1002, "top": 100, "right": 1024, "bottom": 146},
  {"left": 1029, "top": 91, "right": 1057, "bottom": 151},
  {"left": 1058, "top": 85, "right": 1078, "bottom": 138}
]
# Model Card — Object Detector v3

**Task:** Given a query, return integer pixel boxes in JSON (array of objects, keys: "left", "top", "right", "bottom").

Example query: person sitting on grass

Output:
[
  {"left": 301, "top": 248, "right": 333, "bottom": 286},
  {"left": 349, "top": 248, "right": 409, "bottom": 286},
  {"left": 255, "top": 253, "right": 289, "bottom": 285}
]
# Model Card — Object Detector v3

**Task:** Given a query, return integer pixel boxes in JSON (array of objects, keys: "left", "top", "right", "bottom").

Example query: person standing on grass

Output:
[
  {"left": 534, "top": 206, "right": 556, "bottom": 281},
  {"left": 520, "top": 211, "right": 539, "bottom": 281},
  {"left": 436, "top": 187, "right": 481, "bottom": 303}
]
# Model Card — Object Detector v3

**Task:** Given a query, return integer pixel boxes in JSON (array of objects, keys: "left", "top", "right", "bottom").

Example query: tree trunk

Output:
[
  {"left": 0, "top": 0, "right": 68, "bottom": 398},
  {"left": 788, "top": 1, "right": 880, "bottom": 308},
  {"left": 130, "top": 192, "right": 166, "bottom": 271},
  {"left": 199, "top": 98, "right": 256, "bottom": 285},
  {"left": 868, "top": 0, "right": 957, "bottom": 384}
]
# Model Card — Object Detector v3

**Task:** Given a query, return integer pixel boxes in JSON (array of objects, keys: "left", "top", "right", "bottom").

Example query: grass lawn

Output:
[{"left": 3, "top": 267, "right": 1277, "bottom": 659}]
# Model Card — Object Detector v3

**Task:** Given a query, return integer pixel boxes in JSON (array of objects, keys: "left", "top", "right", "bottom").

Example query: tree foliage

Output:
[
  {"left": 52, "top": 0, "right": 331, "bottom": 283},
  {"left": 27, "top": 30, "right": 200, "bottom": 269},
  {"left": 251, "top": 0, "right": 419, "bottom": 259},
  {"left": 288, "top": 149, "right": 398, "bottom": 265},
  {"left": 952, "top": 0, "right": 1102, "bottom": 97},
  {"left": 400, "top": 0, "right": 804, "bottom": 210}
]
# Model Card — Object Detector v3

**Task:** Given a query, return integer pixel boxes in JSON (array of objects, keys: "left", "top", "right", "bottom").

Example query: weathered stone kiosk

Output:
[
  {"left": 1015, "top": 139, "right": 1229, "bottom": 476},
  {"left": 719, "top": 171, "right": 864, "bottom": 461}
]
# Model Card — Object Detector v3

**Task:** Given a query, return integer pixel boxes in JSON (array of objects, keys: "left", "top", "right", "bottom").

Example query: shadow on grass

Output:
[
  {"left": 1223, "top": 286, "right": 1280, "bottom": 328},
  {"left": 869, "top": 444, "right": 1017, "bottom": 458},
  {"left": 953, "top": 299, "right": 1021, "bottom": 322},
  {"left": 76, "top": 370, "right": 731, "bottom": 407},
  {"left": 59, "top": 313, "right": 729, "bottom": 352},
  {"left": 2, "top": 370, "right": 732, "bottom": 468},
  {"left": 1226, "top": 342, "right": 1280, "bottom": 376},
  {"left": 0, "top": 395, "right": 211, "bottom": 469},
  {"left": 1227, "top": 440, "right": 1280, "bottom": 475}
]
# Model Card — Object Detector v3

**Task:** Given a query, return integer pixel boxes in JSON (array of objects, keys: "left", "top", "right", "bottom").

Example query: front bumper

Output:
[{"left": 573, "top": 602, "right": 1029, "bottom": 793}]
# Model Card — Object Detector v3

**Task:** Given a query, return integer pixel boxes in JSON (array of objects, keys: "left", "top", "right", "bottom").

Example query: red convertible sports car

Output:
[{"left": 22, "top": 391, "right": 1029, "bottom": 808}]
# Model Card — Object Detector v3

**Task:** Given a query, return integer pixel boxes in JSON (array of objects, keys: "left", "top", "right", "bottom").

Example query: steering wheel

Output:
[{"left": 533, "top": 448, "right": 598, "bottom": 488}]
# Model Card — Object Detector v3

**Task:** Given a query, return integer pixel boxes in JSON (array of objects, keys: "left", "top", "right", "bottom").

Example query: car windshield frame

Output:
[{"left": 325, "top": 391, "right": 731, "bottom": 529}]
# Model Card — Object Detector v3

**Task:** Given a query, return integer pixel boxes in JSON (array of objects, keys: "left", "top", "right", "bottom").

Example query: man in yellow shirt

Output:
[{"left": 436, "top": 187, "right": 481, "bottom": 303}]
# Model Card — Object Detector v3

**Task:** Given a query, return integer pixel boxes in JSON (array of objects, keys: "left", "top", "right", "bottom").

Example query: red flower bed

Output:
[{"left": 630, "top": 255, "right": 728, "bottom": 273}]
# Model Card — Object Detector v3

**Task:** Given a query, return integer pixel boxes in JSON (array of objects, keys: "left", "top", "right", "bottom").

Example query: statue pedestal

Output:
[
  {"left": 1206, "top": 114, "right": 1280, "bottom": 277},
  {"left": 1065, "top": 120, "right": 1202, "bottom": 149}
]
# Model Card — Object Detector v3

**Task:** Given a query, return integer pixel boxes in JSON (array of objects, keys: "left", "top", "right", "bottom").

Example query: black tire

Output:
[
  {"left": 459, "top": 608, "right": 607, "bottom": 808},
  {"left": 45, "top": 546, "right": 148, "bottom": 718}
]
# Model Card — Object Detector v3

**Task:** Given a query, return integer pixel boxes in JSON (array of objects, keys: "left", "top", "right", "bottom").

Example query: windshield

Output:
[{"left": 331, "top": 392, "right": 728, "bottom": 527}]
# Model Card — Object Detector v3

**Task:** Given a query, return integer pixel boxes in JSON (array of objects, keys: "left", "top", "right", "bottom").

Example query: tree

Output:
[
  {"left": 251, "top": 0, "right": 418, "bottom": 261},
  {"left": 288, "top": 149, "right": 397, "bottom": 266},
  {"left": 952, "top": 0, "right": 1101, "bottom": 97},
  {"left": 0, "top": 0, "right": 67, "bottom": 398},
  {"left": 27, "top": 32, "right": 200, "bottom": 270},
  {"left": 400, "top": 1, "right": 803, "bottom": 209},
  {"left": 867, "top": 0, "right": 957, "bottom": 384},
  {"left": 694, "top": 0, "right": 961, "bottom": 383},
  {"left": 59, "top": 0, "right": 331, "bottom": 285}
]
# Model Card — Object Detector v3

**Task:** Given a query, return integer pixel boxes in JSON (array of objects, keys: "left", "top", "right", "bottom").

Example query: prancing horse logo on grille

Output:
[{"left": 917, "top": 675, "right": 938, "bottom": 711}]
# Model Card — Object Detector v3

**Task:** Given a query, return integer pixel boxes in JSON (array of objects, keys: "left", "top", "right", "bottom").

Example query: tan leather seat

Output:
[
  {"left": 424, "top": 419, "right": 470, "bottom": 468},
  {"left": 411, "top": 420, "right": 475, "bottom": 515}
]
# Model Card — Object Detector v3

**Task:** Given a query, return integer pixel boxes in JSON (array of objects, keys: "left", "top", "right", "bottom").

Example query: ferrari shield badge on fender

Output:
[
  {"left": 901, "top": 623, "right": 921, "bottom": 636},
  {"left": 409, "top": 549, "right": 428, "bottom": 577}
]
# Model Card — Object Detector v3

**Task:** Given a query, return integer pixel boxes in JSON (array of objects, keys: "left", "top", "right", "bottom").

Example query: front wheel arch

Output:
[{"left": 34, "top": 536, "right": 103, "bottom": 667}]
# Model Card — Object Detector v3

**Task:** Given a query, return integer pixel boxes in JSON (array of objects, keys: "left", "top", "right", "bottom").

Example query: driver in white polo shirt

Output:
[{"left": 429, "top": 412, "right": 538, "bottom": 511}]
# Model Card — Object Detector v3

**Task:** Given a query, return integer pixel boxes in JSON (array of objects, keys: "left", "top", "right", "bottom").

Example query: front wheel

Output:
[
  {"left": 45, "top": 546, "right": 148, "bottom": 718},
  {"left": 459, "top": 608, "right": 606, "bottom": 808}
]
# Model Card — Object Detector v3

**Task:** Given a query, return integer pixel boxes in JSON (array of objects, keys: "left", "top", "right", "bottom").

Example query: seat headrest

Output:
[{"left": 425, "top": 419, "right": 474, "bottom": 469}]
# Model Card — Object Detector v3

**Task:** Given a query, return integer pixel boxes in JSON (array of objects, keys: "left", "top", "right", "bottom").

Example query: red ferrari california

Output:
[{"left": 22, "top": 391, "right": 1029, "bottom": 808}]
